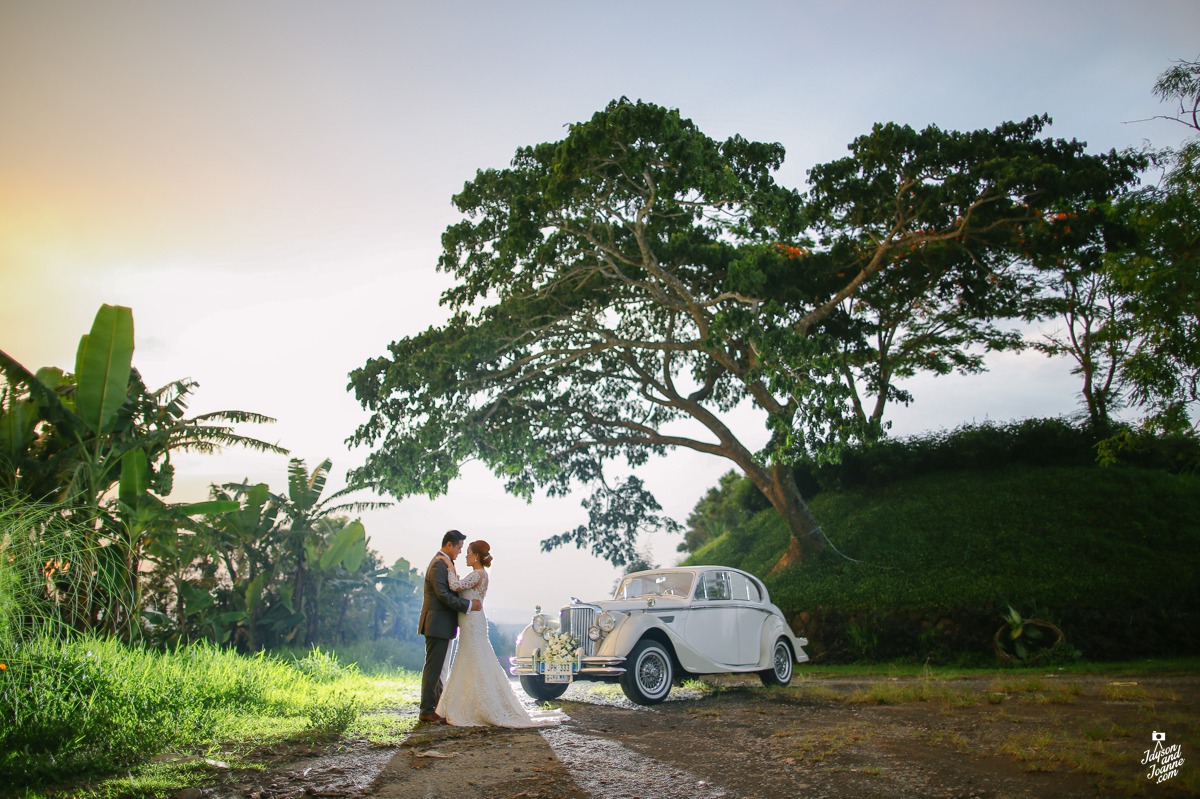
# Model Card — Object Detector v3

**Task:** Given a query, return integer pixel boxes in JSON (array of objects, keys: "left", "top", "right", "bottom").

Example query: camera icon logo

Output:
[{"left": 1152, "top": 731, "right": 1167, "bottom": 742}]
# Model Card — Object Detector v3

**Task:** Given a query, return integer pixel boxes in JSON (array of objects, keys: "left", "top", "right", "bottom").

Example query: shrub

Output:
[{"left": 688, "top": 461, "right": 1200, "bottom": 663}]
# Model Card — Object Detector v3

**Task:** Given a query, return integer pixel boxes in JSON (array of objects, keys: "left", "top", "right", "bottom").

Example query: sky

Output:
[{"left": 2, "top": 0, "right": 1197, "bottom": 623}]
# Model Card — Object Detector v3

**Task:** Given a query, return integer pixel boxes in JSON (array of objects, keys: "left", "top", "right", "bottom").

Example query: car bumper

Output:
[{"left": 509, "top": 655, "right": 626, "bottom": 678}]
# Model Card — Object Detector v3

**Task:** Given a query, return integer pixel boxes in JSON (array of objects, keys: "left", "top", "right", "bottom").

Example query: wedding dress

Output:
[{"left": 435, "top": 567, "right": 568, "bottom": 728}]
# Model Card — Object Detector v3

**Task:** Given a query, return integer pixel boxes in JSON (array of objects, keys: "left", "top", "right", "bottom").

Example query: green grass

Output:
[
  {"left": 0, "top": 496, "right": 421, "bottom": 798},
  {"left": 0, "top": 636, "right": 418, "bottom": 796},
  {"left": 687, "top": 465, "right": 1200, "bottom": 662}
]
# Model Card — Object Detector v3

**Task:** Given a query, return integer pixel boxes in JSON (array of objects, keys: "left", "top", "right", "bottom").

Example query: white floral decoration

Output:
[{"left": 540, "top": 631, "right": 580, "bottom": 662}]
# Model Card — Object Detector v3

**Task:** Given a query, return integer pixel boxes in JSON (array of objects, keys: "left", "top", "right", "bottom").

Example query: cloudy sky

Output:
[{"left": 1, "top": 1, "right": 1196, "bottom": 621}]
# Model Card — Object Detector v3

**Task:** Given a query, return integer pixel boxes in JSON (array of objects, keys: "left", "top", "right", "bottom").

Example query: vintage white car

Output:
[{"left": 509, "top": 565, "right": 809, "bottom": 705}]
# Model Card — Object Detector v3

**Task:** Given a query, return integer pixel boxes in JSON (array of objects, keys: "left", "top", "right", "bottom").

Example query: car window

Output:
[
  {"left": 697, "top": 571, "right": 731, "bottom": 601},
  {"left": 614, "top": 572, "right": 694, "bottom": 599},
  {"left": 728, "top": 572, "right": 762, "bottom": 602}
]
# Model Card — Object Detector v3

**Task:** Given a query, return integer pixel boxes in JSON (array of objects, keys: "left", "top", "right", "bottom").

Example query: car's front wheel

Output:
[
  {"left": 759, "top": 638, "right": 794, "bottom": 687},
  {"left": 519, "top": 674, "right": 570, "bottom": 701},
  {"left": 619, "top": 638, "right": 674, "bottom": 705}
]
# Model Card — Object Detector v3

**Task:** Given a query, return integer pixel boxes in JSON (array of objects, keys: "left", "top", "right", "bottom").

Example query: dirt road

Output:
[{"left": 207, "top": 671, "right": 1198, "bottom": 799}]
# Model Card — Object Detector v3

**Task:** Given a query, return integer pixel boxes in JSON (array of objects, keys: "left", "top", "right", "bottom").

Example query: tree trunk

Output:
[
  {"left": 743, "top": 461, "right": 826, "bottom": 574},
  {"left": 335, "top": 595, "right": 350, "bottom": 644},
  {"left": 305, "top": 584, "right": 320, "bottom": 646},
  {"left": 292, "top": 559, "right": 308, "bottom": 645}
]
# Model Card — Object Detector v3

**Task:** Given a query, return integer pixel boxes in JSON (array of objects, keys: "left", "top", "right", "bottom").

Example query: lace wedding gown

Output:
[{"left": 436, "top": 567, "right": 568, "bottom": 728}]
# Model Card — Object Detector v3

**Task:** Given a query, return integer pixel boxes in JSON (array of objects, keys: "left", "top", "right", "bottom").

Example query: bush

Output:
[
  {"left": 791, "top": 418, "right": 1100, "bottom": 498},
  {"left": 687, "top": 462, "right": 1200, "bottom": 664},
  {"left": 305, "top": 687, "right": 362, "bottom": 737},
  {"left": 276, "top": 638, "right": 426, "bottom": 675}
]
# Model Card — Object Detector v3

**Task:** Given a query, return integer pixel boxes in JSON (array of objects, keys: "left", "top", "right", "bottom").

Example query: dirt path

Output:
[{"left": 206, "top": 671, "right": 1198, "bottom": 799}]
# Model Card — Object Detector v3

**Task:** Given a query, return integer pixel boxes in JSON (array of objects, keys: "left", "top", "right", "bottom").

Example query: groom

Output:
[{"left": 418, "top": 529, "right": 483, "bottom": 723}]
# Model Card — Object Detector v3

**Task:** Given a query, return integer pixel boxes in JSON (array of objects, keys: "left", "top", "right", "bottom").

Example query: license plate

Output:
[{"left": 543, "top": 660, "right": 575, "bottom": 683}]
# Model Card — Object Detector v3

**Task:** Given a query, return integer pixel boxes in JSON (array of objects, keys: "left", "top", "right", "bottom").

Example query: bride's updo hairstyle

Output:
[{"left": 469, "top": 540, "right": 493, "bottom": 567}]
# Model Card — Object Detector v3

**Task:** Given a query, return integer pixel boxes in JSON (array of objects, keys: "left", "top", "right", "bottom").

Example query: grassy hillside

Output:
[{"left": 686, "top": 465, "right": 1200, "bottom": 663}]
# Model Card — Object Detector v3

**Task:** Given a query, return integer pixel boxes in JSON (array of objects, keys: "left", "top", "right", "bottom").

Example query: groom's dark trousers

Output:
[{"left": 419, "top": 553, "right": 470, "bottom": 715}]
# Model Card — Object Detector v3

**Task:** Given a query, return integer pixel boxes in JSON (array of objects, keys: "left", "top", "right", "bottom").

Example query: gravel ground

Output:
[{"left": 198, "top": 671, "right": 1198, "bottom": 799}]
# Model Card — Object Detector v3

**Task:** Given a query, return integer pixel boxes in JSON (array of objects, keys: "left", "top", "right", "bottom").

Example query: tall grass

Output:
[
  {"left": 0, "top": 494, "right": 400, "bottom": 791},
  {"left": 0, "top": 637, "right": 381, "bottom": 787},
  {"left": 0, "top": 495, "right": 114, "bottom": 647}
]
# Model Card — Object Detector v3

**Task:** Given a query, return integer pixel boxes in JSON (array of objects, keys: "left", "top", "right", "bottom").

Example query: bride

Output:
[{"left": 436, "top": 540, "right": 568, "bottom": 728}]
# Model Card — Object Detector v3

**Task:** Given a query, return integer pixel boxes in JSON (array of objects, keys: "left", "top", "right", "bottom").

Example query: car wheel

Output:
[
  {"left": 759, "top": 638, "right": 793, "bottom": 687},
  {"left": 519, "top": 675, "right": 570, "bottom": 701},
  {"left": 619, "top": 638, "right": 674, "bottom": 705}
]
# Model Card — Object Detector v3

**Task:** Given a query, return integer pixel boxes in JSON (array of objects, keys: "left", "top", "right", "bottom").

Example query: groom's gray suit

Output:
[{"left": 419, "top": 552, "right": 471, "bottom": 716}]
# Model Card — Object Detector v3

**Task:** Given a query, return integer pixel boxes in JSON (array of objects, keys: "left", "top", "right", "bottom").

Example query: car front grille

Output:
[{"left": 561, "top": 605, "right": 598, "bottom": 656}]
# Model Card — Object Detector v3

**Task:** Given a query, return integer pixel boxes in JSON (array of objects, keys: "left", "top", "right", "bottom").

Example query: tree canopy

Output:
[{"left": 349, "top": 99, "right": 1141, "bottom": 569}]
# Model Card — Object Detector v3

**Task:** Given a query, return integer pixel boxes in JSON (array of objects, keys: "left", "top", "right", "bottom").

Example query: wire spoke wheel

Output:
[
  {"left": 620, "top": 639, "right": 673, "bottom": 705},
  {"left": 759, "top": 639, "right": 793, "bottom": 687}
]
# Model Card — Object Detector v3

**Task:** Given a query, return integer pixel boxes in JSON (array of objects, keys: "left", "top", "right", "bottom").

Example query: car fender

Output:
[
  {"left": 758, "top": 615, "right": 810, "bottom": 667},
  {"left": 599, "top": 611, "right": 724, "bottom": 673},
  {"left": 513, "top": 618, "right": 563, "bottom": 659},
  {"left": 514, "top": 623, "right": 539, "bottom": 658}
]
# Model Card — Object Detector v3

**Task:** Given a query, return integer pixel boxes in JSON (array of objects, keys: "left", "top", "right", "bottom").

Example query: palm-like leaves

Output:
[{"left": 0, "top": 305, "right": 286, "bottom": 640}]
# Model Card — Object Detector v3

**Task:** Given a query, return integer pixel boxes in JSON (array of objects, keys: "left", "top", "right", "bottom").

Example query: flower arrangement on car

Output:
[
  {"left": 538, "top": 630, "right": 581, "bottom": 663},
  {"left": 534, "top": 630, "right": 581, "bottom": 683}
]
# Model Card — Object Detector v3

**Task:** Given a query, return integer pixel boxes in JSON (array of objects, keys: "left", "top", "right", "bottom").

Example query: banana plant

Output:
[
  {"left": 278, "top": 458, "right": 388, "bottom": 645},
  {"left": 0, "top": 304, "right": 285, "bottom": 640},
  {"left": 300, "top": 518, "right": 368, "bottom": 642},
  {"left": 121, "top": 445, "right": 239, "bottom": 640},
  {"left": 200, "top": 481, "right": 286, "bottom": 648}
]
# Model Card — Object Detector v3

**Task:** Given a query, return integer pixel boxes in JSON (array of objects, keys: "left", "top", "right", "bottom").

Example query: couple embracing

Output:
[{"left": 418, "top": 529, "right": 567, "bottom": 728}]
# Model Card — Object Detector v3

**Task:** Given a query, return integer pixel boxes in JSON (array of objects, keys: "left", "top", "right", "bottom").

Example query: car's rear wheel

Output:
[
  {"left": 519, "top": 674, "right": 570, "bottom": 701},
  {"left": 759, "top": 638, "right": 794, "bottom": 687},
  {"left": 619, "top": 638, "right": 674, "bottom": 705}
]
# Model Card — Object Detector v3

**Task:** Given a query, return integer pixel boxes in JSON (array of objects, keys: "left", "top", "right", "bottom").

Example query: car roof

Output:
[
  {"left": 623, "top": 565, "right": 745, "bottom": 577},
  {"left": 621, "top": 565, "right": 767, "bottom": 592}
]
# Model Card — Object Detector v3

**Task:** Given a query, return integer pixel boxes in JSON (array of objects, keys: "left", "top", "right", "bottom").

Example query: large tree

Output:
[
  {"left": 349, "top": 100, "right": 1139, "bottom": 570},
  {"left": 1035, "top": 60, "right": 1200, "bottom": 437}
]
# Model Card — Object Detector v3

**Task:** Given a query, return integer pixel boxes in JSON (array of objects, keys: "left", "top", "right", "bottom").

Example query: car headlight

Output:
[
  {"left": 531, "top": 613, "right": 548, "bottom": 634},
  {"left": 587, "top": 626, "right": 601, "bottom": 641},
  {"left": 596, "top": 611, "right": 617, "bottom": 632},
  {"left": 542, "top": 628, "right": 552, "bottom": 641}
]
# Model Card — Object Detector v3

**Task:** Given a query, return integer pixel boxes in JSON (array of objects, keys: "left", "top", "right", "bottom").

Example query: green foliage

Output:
[
  {"left": 3, "top": 304, "right": 409, "bottom": 668},
  {"left": 73, "top": 304, "right": 135, "bottom": 435},
  {"left": 796, "top": 418, "right": 1097, "bottom": 496},
  {"left": 779, "top": 418, "right": 1197, "bottom": 502},
  {"left": 1151, "top": 57, "right": 1200, "bottom": 132},
  {"left": 678, "top": 470, "right": 752, "bottom": 554},
  {"left": 0, "top": 305, "right": 283, "bottom": 640},
  {"left": 995, "top": 605, "right": 1065, "bottom": 663},
  {"left": 350, "top": 99, "right": 1141, "bottom": 570},
  {"left": 304, "top": 687, "right": 361, "bottom": 738},
  {"left": 1037, "top": 58, "right": 1200, "bottom": 437},
  {"left": 687, "top": 456, "right": 1200, "bottom": 663},
  {"left": 1107, "top": 139, "right": 1200, "bottom": 432},
  {"left": 0, "top": 494, "right": 114, "bottom": 645},
  {"left": 280, "top": 646, "right": 360, "bottom": 682}
]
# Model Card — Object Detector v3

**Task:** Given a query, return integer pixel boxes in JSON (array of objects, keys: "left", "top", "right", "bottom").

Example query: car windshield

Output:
[{"left": 613, "top": 572, "right": 695, "bottom": 599}]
